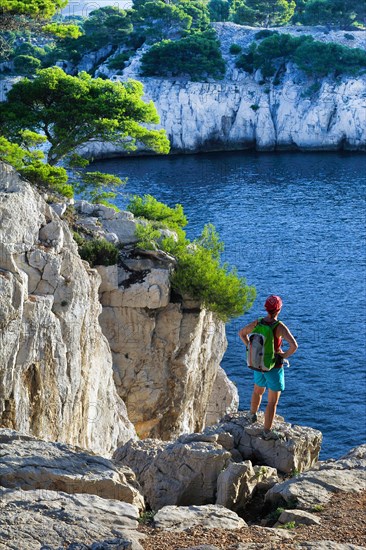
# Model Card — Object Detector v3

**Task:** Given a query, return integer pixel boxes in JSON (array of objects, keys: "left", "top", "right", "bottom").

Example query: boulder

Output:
[
  {"left": 0, "top": 488, "right": 144, "bottom": 550},
  {"left": 113, "top": 438, "right": 231, "bottom": 510},
  {"left": 266, "top": 444, "right": 366, "bottom": 509},
  {"left": 0, "top": 162, "right": 135, "bottom": 455},
  {"left": 276, "top": 509, "right": 321, "bottom": 526},
  {"left": 216, "top": 461, "right": 279, "bottom": 512},
  {"left": 202, "top": 412, "right": 322, "bottom": 474},
  {"left": 0, "top": 429, "right": 144, "bottom": 511},
  {"left": 216, "top": 461, "right": 257, "bottom": 512},
  {"left": 153, "top": 504, "right": 247, "bottom": 531}
]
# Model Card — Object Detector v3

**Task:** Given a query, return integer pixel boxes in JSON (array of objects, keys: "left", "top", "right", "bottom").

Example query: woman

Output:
[{"left": 238, "top": 295, "right": 298, "bottom": 440}]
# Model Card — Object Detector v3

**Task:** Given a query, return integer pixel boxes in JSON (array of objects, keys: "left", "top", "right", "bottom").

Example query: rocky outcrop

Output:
[
  {"left": 113, "top": 413, "right": 322, "bottom": 511},
  {"left": 265, "top": 444, "right": 366, "bottom": 510},
  {"left": 0, "top": 488, "right": 144, "bottom": 550},
  {"left": 73, "top": 200, "right": 238, "bottom": 440},
  {"left": 203, "top": 411, "right": 322, "bottom": 474},
  {"left": 0, "top": 429, "right": 144, "bottom": 510},
  {"left": 79, "top": 24, "right": 366, "bottom": 158},
  {"left": 153, "top": 504, "right": 247, "bottom": 531},
  {"left": 113, "top": 437, "right": 232, "bottom": 510},
  {"left": 0, "top": 162, "right": 135, "bottom": 455},
  {"left": 0, "top": 161, "right": 236, "bottom": 451}
]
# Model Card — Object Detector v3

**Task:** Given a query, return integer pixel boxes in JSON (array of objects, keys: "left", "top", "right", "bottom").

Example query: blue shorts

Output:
[{"left": 253, "top": 368, "right": 285, "bottom": 392}]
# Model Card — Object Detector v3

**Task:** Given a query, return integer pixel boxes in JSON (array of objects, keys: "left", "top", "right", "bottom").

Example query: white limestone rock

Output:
[
  {"left": 100, "top": 301, "right": 229, "bottom": 440},
  {"left": 205, "top": 366, "right": 239, "bottom": 426},
  {"left": 154, "top": 504, "right": 247, "bottom": 531},
  {"left": 265, "top": 444, "right": 366, "bottom": 509},
  {"left": 276, "top": 508, "right": 321, "bottom": 526},
  {"left": 216, "top": 461, "right": 257, "bottom": 512},
  {"left": 0, "top": 487, "right": 144, "bottom": 550},
  {"left": 253, "top": 465, "right": 279, "bottom": 491},
  {"left": 0, "top": 162, "right": 136, "bottom": 455},
  {"left": 114, "top": 438, "right": 231, "bottom": 510},
  {"left": 78, "top": 25, "right": 366, "bottom": 159},
  {"left": 203, "top": 412, "right": 322, "bottom": 474},
  {"left": 0, "top": 429, "right": 144, "bottom": 511}
]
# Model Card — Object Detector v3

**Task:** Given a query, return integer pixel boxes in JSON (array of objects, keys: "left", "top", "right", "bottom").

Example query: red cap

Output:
[{"left": 264, "top": 295, "right": 283, "bottom": 313}]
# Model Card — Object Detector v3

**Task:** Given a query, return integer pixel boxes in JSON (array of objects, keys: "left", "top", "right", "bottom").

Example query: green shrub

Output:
[
  {"left": 294, "top": 39, "right": 366, "bottom": 76},
  {"left": 229, "top": 43, "right": 242, "bottom": 54},
  {"left": 20, "top": 161, "right": 69, "bottom": 187},
  {"left": 127, "top": 194, "right": 187, "bottom": 229},
  {"left": 236, "top": 33, "right": 366, "bottom": 78},
  {"left": 72, "top": 231, "right": 85, "bottom": 246},
  {"left": 134, "top": 222, "right": 162, "bottom": 250},
  {"left": 311, "top": 504, "right": 324, "bottom": 512},
  {"left": 140, "top": 30, "right": 226, "bottom": 80},
  {"left": 108, "top": 51, "right": 133, "bottom": 70},
  {"left": 344, "top": 33, "right": 355, "bottom": 40},
  {"left": 132, "top": 200, "right": 256, "bottom": 321},
  {"left": 267, "top": 506, "right": 285, "bottom": 523},
  {"left": 279, "top": 521, "right": 296, "bottom": 529},
  {"left": 254, "top": 29, "right": 279, "bottom": 40},
  {"left": 208, "top": 0, "right": 230, "bottom": 22},
  {"left": 78, "top": 238, "right": 119, "bottom": 267},
  {"left": 13, "top": 54, "right": 41, "bottom": 74},
  {"left": 250, "top": 103, "right": 260, "bottom": 111}
]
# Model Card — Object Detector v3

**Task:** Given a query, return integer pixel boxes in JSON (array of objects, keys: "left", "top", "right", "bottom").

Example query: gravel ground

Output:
[{"left": 139, "top": 490, "right": 366, "bottom": 549}]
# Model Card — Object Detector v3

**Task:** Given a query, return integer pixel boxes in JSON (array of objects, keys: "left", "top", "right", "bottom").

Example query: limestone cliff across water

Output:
[{"left": 79, "top": 23, "right": 366, "bottom": 158}]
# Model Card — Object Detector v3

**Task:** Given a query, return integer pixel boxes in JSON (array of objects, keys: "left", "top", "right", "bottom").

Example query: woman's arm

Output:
[
  {"left": 277, "top": 323, "right": 298, "bottom": 359},
  {"left": 238, "top": 320, "right": 258, "bottom": 348}
]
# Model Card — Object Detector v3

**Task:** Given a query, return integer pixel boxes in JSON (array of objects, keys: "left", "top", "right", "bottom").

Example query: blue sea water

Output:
[{"left": 90, "top": 151, "right": 366, "bottom": 460}]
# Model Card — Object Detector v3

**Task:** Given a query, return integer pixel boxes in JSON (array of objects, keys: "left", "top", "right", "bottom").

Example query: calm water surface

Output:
[{"left": 91, "top": 151, "right": 366, "bottom": 460}]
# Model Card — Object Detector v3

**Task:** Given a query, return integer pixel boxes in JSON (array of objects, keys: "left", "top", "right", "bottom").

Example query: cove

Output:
[{"left": 90, "top": 151, "right": 366, "bottom": 459}]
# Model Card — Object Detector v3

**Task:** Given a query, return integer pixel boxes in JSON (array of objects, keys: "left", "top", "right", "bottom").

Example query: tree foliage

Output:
[
  {"left": 44, "top": 7, "right": 133, "bottom": 66},
  {"left": 208, "top": 0, "right": 230, "bottom": 22},
  {"left": 13, "top": 54, "right": 41, "bottom": 74},
  {"left": 43, "top": 22, "right": 82, "bottom": 39},
  {"left": 131, "top": 0, "right": 192, "bottom": 42},
  {"left": 128, "top": 194, "right": 188, "bottom": 229},
  {"left": 0, "top": 67, "right": 170, "bottom": 165},
  {"left": 237, "top": 32, "right": 366, "bottom": 77},
  {"left": 131, "top": 198, "right": 255, "bottom": 321},
  {"left": 230, "top": 0, "right": 296, "bottom": 27},
  {"left": 0, "top": 134, "right": 72, "bottom": 197},
  {"left": 0, "top": 0, "right": 67, "bottom": 19},
  {"left": 298, "top": 0, "right": 366, "bottom": 29},
  {"left": 140, "top": 30, "right": 225, "bottom": 80},
  {"left": 131, "top": 0, "right": 210, "bottom": 42}
]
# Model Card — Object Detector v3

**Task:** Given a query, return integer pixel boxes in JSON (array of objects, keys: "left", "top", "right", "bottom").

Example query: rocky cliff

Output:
[
  {"left": 80, "top": 23, "right": 366, "bottom": 158},
  {"left": 0, "top": 162, "right": 135, "bottom": 455},
  {"left": 0, "top": 164, "right": 237, "bottom": 448},
  {"left": 74, "top": 200, "right": 238, "bottom": 440}
]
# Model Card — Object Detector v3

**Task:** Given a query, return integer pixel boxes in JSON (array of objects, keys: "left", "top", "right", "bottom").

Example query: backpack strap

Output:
[{"left": 259, "top": 318, "right": 280, "bottom": 331}]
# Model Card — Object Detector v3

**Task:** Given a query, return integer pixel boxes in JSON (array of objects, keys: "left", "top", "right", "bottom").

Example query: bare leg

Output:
[
  {"left": 264, "top": 389, "right": 281, "bottom": 431},
  {"left": 251, "top": 384, "right": 266, "bottom": 414}
]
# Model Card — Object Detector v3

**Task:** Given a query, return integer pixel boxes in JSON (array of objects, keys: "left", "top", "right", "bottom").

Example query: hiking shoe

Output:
[
  {"left": 250, "top": 412, "right": 258, "bottom": 423},
  {"left": 262, "top": 429, "right": 284, "bottom": 441}
]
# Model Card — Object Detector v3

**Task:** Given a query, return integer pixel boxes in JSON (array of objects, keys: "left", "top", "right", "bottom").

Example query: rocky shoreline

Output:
[
  {"left": 0, "top": 421, "right": 365, "bottom": 549},
  {"left": 0, "top": 162, "right": 365, "bottom": 549}
]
